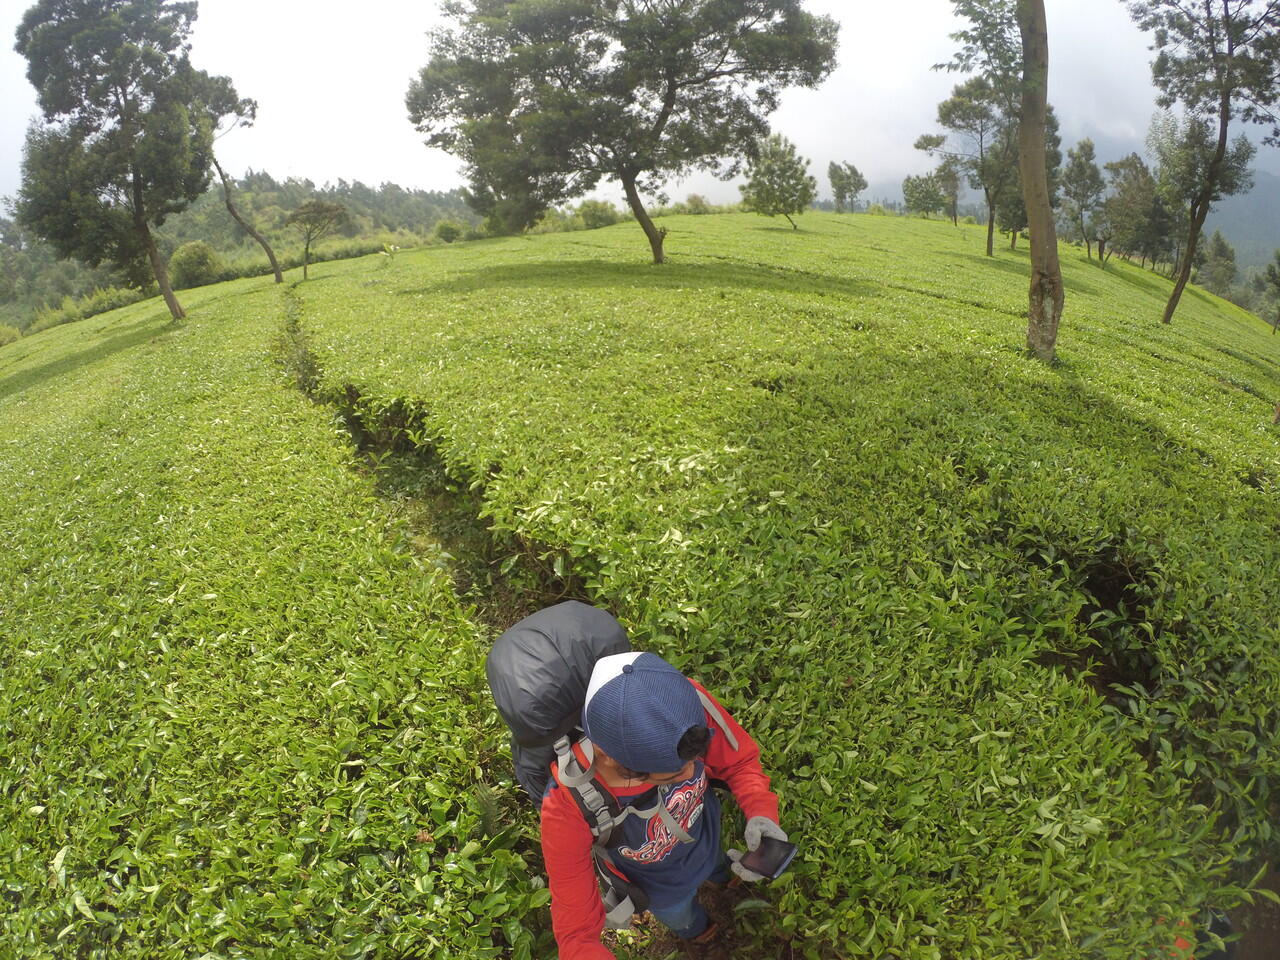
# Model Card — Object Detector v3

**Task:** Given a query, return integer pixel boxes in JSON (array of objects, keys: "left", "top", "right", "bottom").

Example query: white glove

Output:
[{"left": 727, "top": 816, "right": 788, "bottom": 882}]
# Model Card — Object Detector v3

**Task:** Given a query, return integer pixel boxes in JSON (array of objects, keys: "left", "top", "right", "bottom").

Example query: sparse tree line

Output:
[
  {"left": 0, "top": 172, "right": 479, "bottom": 333},
  {"left": 6, "top": 0, "right": 1280, "bottom": 349}
]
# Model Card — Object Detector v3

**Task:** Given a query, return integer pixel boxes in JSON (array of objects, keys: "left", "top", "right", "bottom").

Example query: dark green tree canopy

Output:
[
  {"left": 406, "top": 0, "right": 838, "bottom": 258},
  {"left": 14, "top": 0, "right": 247, "bottom": 319},
  {"left": 1127, "top": 0, "right": 1280, "bottom": 142}
]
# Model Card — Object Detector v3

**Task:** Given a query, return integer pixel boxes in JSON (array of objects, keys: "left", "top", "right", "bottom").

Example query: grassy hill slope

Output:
[{"left": 2, "top": 213, "right": 1277, "bottom": 959}]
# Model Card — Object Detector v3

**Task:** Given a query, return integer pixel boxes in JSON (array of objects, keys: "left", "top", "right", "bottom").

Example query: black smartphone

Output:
[{"left": 738, "top": 836, "right": 798, "bottom": 879}]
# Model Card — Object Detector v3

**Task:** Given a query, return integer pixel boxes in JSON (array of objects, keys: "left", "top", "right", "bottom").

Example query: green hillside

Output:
[{"left": 2, "top": 214, "right": 1277, "bottom": 959}]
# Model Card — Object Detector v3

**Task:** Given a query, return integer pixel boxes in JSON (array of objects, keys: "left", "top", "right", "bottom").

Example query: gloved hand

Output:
[{"left": 727, "top": 816, "right": 788, "bottom": 882}]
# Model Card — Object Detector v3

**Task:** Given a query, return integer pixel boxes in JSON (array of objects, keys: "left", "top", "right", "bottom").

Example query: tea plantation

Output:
[{"left": 2, "top": 213, "right": 1277, "bottom": 959}]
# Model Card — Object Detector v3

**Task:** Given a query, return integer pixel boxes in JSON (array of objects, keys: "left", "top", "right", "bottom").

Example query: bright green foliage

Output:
[
  {"left": 1, "top": 277, "right": 552, "bottom": 959},
  {"left": 902, "top": 172, "right": 947, "bottom": 218},
  {"left": 433, "top": 220, "right": 462, "bottom": 244},
  {"left": 289, "top": 216, "right": 1276, "bottom": 957},
  {"left": 406, "top": 0, "right": 838, "bottom": 257},
  {"left": 575, "top": 200, "right": 622, "bottom": 231},
  {"left": 740, "top": 135, "right": 817, "bottom": 229},
  {"left": 0, "top": 323, "right": 19, "bottom": 346},
  {"left": 3, "top": 215, "right": 1279, "bottom": 958},
  {"left": 167, "top": 240, "right": 224, "bottom": 289}
]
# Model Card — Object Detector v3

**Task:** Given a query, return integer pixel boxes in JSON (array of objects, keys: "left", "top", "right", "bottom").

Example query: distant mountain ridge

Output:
[{"left": 1207, "top": 169, "right": 1280, "bottom": 270}]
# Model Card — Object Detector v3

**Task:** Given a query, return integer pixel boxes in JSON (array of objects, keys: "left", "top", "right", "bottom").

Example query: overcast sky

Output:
[{"left": 1, "top": 0, "right": 1278, "bottom": 209}]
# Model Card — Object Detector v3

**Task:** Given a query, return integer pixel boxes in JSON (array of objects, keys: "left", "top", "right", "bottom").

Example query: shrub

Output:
[
  {"left": 434, "top": 221, "right": 463, "bottom": 244},
  {"left": 576, "top": 199, "right": 622, "bottom": 230},
  {"left": 0, "top": 323, "right": 20, "bottom": 347},
  {"left": 866, "top": 203, "right": 891, "bottom": 216},
  {"left": 169, "top": 241, "right": 225, "bottom": 289},
  {"left": 28, "top": 285, "right": 147, "bottom": 333},
  {"left": 685, "top": 194, "right": 714, "bottom": 215}
]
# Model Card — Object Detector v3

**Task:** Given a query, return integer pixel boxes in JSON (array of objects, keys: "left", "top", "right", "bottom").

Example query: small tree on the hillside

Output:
[
  {"left": 902, "top": 173, "right": 947, "bottom": 219},
  {"left": 920, "top": 0, "right": 1025, "bottom": 257},
  {"left": 1061, "top": 138, "right": 1105, "bottom": 259},
  {"left": 1265, "top": 249, "right": 1280, "bottom": 334},
  {"left": 286, "top": 200, "right": 348, "bottom": 279},
  {"left": 1200, "top": 230, "right": 1237, "bottom": 297},
  {"left": 407, "top": 0, "right": 838, "bottom": 264},
  {"left": 740, "top": 135, "right": 818, "bottom": 230},
  {"left": 995, "top": 103, "right": 1062, "bottom": 250},
  {"left": 936, "top": 158, "right": 963, "bottom": 224},
  {"left": 828, "top": 162, "right": 868, "bottom": 212},
  {"left": 1147, "top": 111, "right": 1254, "bottom": 279},
  {"left": 1104, "top": 154, "right": 1158, "bottom": 263},
  {"left": 1124, "top": 0, "right": 1280, "bottom": 325},
  {"left": 15, "top": 0, "right": 247, "bottom": 321},
  {"left": 916, "top": 76, "right": 1021, "bottom": 257},
  {"left": 197, "top": 79, "right": 283, "bottom": 286}
]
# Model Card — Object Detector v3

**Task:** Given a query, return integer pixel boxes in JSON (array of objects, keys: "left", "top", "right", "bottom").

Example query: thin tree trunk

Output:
[
  {"left": 1017, "top": 0, "right": 1064, "bottom": 362},
  {"left": 985, "top": 193, "right": 996, "bottom": 257},
  {"left": 213, "top": 156, "right": 282, "bottom": 283},
  {"left": 131, "top": 168, "right": 184, "bottom": 320},
  {"left": 1080, "top": 212, "right": 1092, "bottom": 260},
  {"left": 303, "top": 238, "right": 310, "bottom": 280},
  {"left": 1011, "top": 229, "right": 1018, "bottom": 250},
  {"left": 620, "top": 169, "right": 666, "bottom": 264}
]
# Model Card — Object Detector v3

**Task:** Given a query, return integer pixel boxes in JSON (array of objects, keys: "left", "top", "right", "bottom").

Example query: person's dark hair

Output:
[{"left": 678, "top": 724, "right": 712, "bottom": 763}]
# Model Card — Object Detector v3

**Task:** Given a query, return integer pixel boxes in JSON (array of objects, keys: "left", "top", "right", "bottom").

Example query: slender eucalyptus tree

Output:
[{"left": 1124, "top": 0, "right": 1280, "bottom": 323}]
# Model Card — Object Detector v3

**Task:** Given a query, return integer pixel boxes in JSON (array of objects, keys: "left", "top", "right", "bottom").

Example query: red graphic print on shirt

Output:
[{"left": 618, "top": 772, "right": 707, "bottom": 865}]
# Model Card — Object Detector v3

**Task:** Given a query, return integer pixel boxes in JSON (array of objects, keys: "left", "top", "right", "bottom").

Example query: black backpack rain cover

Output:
[{"left": 486, "top": 601, "right": 630, "bottom": 801}]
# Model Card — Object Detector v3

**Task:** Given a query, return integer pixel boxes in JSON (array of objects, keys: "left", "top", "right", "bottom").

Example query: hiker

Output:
[{"left": 486, "top": 602, "right": 787, "bottom": 959}]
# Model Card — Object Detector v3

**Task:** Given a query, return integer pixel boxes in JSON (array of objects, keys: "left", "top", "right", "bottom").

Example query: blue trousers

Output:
[{"left": 648, "top": 857, "right": 730, "bottom": 939}]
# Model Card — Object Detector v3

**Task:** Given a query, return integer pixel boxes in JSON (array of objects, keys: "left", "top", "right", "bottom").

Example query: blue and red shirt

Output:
[{"left": 539, "top": 681, "right": 779, "bottom": 959}]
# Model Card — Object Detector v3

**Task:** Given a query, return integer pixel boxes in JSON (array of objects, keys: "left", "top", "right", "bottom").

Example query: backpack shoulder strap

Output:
[{"left": 695, "top": 688, "right": 739, "bottom": 751}]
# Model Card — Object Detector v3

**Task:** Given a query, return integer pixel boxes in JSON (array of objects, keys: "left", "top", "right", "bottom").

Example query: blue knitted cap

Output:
[{"left": 582, "top": 652, "right": 705, "bottom": 773}]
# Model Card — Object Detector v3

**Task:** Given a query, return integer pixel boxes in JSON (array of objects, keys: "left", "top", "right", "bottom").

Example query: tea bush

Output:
[
  {"left": 28, "top": 285, "right": 149, "bottom": 333},
  {"left": 1, "top": 278, "right": 553, "bottom": 959},
  {"left": 292, "top": 215, "right": 1279, "bottom": 958},
  {"left": 0, "top": 322, "right": 20, "bottom": 346},
  {"left": 168, "top": 241, "right": 225, "bottom": 289},
  {"left": 4, "top": 218, "right": 1278, "bottom": 958}
]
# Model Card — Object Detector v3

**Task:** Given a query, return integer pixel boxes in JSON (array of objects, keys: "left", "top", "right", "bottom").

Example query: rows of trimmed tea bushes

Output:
[
  {"left": 294, "top": 217, "right": 1279, "bottom": 958},
  {"left": 0, "top": 287, "right": 554, "bottom": 958}
]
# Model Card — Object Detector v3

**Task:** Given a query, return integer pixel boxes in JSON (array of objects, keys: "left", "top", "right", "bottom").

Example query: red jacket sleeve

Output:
[
  {"left": 691, "top": 680, "right": 781, "bottom": 824},
  {"left": 540, "top": 782, "right": 615, "bottom": 959}
]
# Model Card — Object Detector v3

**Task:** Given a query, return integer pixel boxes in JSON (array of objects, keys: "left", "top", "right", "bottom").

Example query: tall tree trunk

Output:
[
  {"left": 303, "top": 239, "right": 310, "bottom": 280},
  {"left": 1011, "top": 229, "right": 1018, "bottom": 250},
  {"left": 1017, "top": 0, "right": 1064, "bottom": 362},
  {"left": 1079, "top": 212, "right": 1092, "bottom": 260},
  {"left": 985, "top": 193, "right": 996, "bottom": 257},
  {"left": 213, "top": 156, "right": 282, "bottom": 284},
  {"left": 131, "top": 168, "right": 184, "bottom": 320},
  {"left": 620, "top": 169, "right": 666, "bottom": 264}
]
